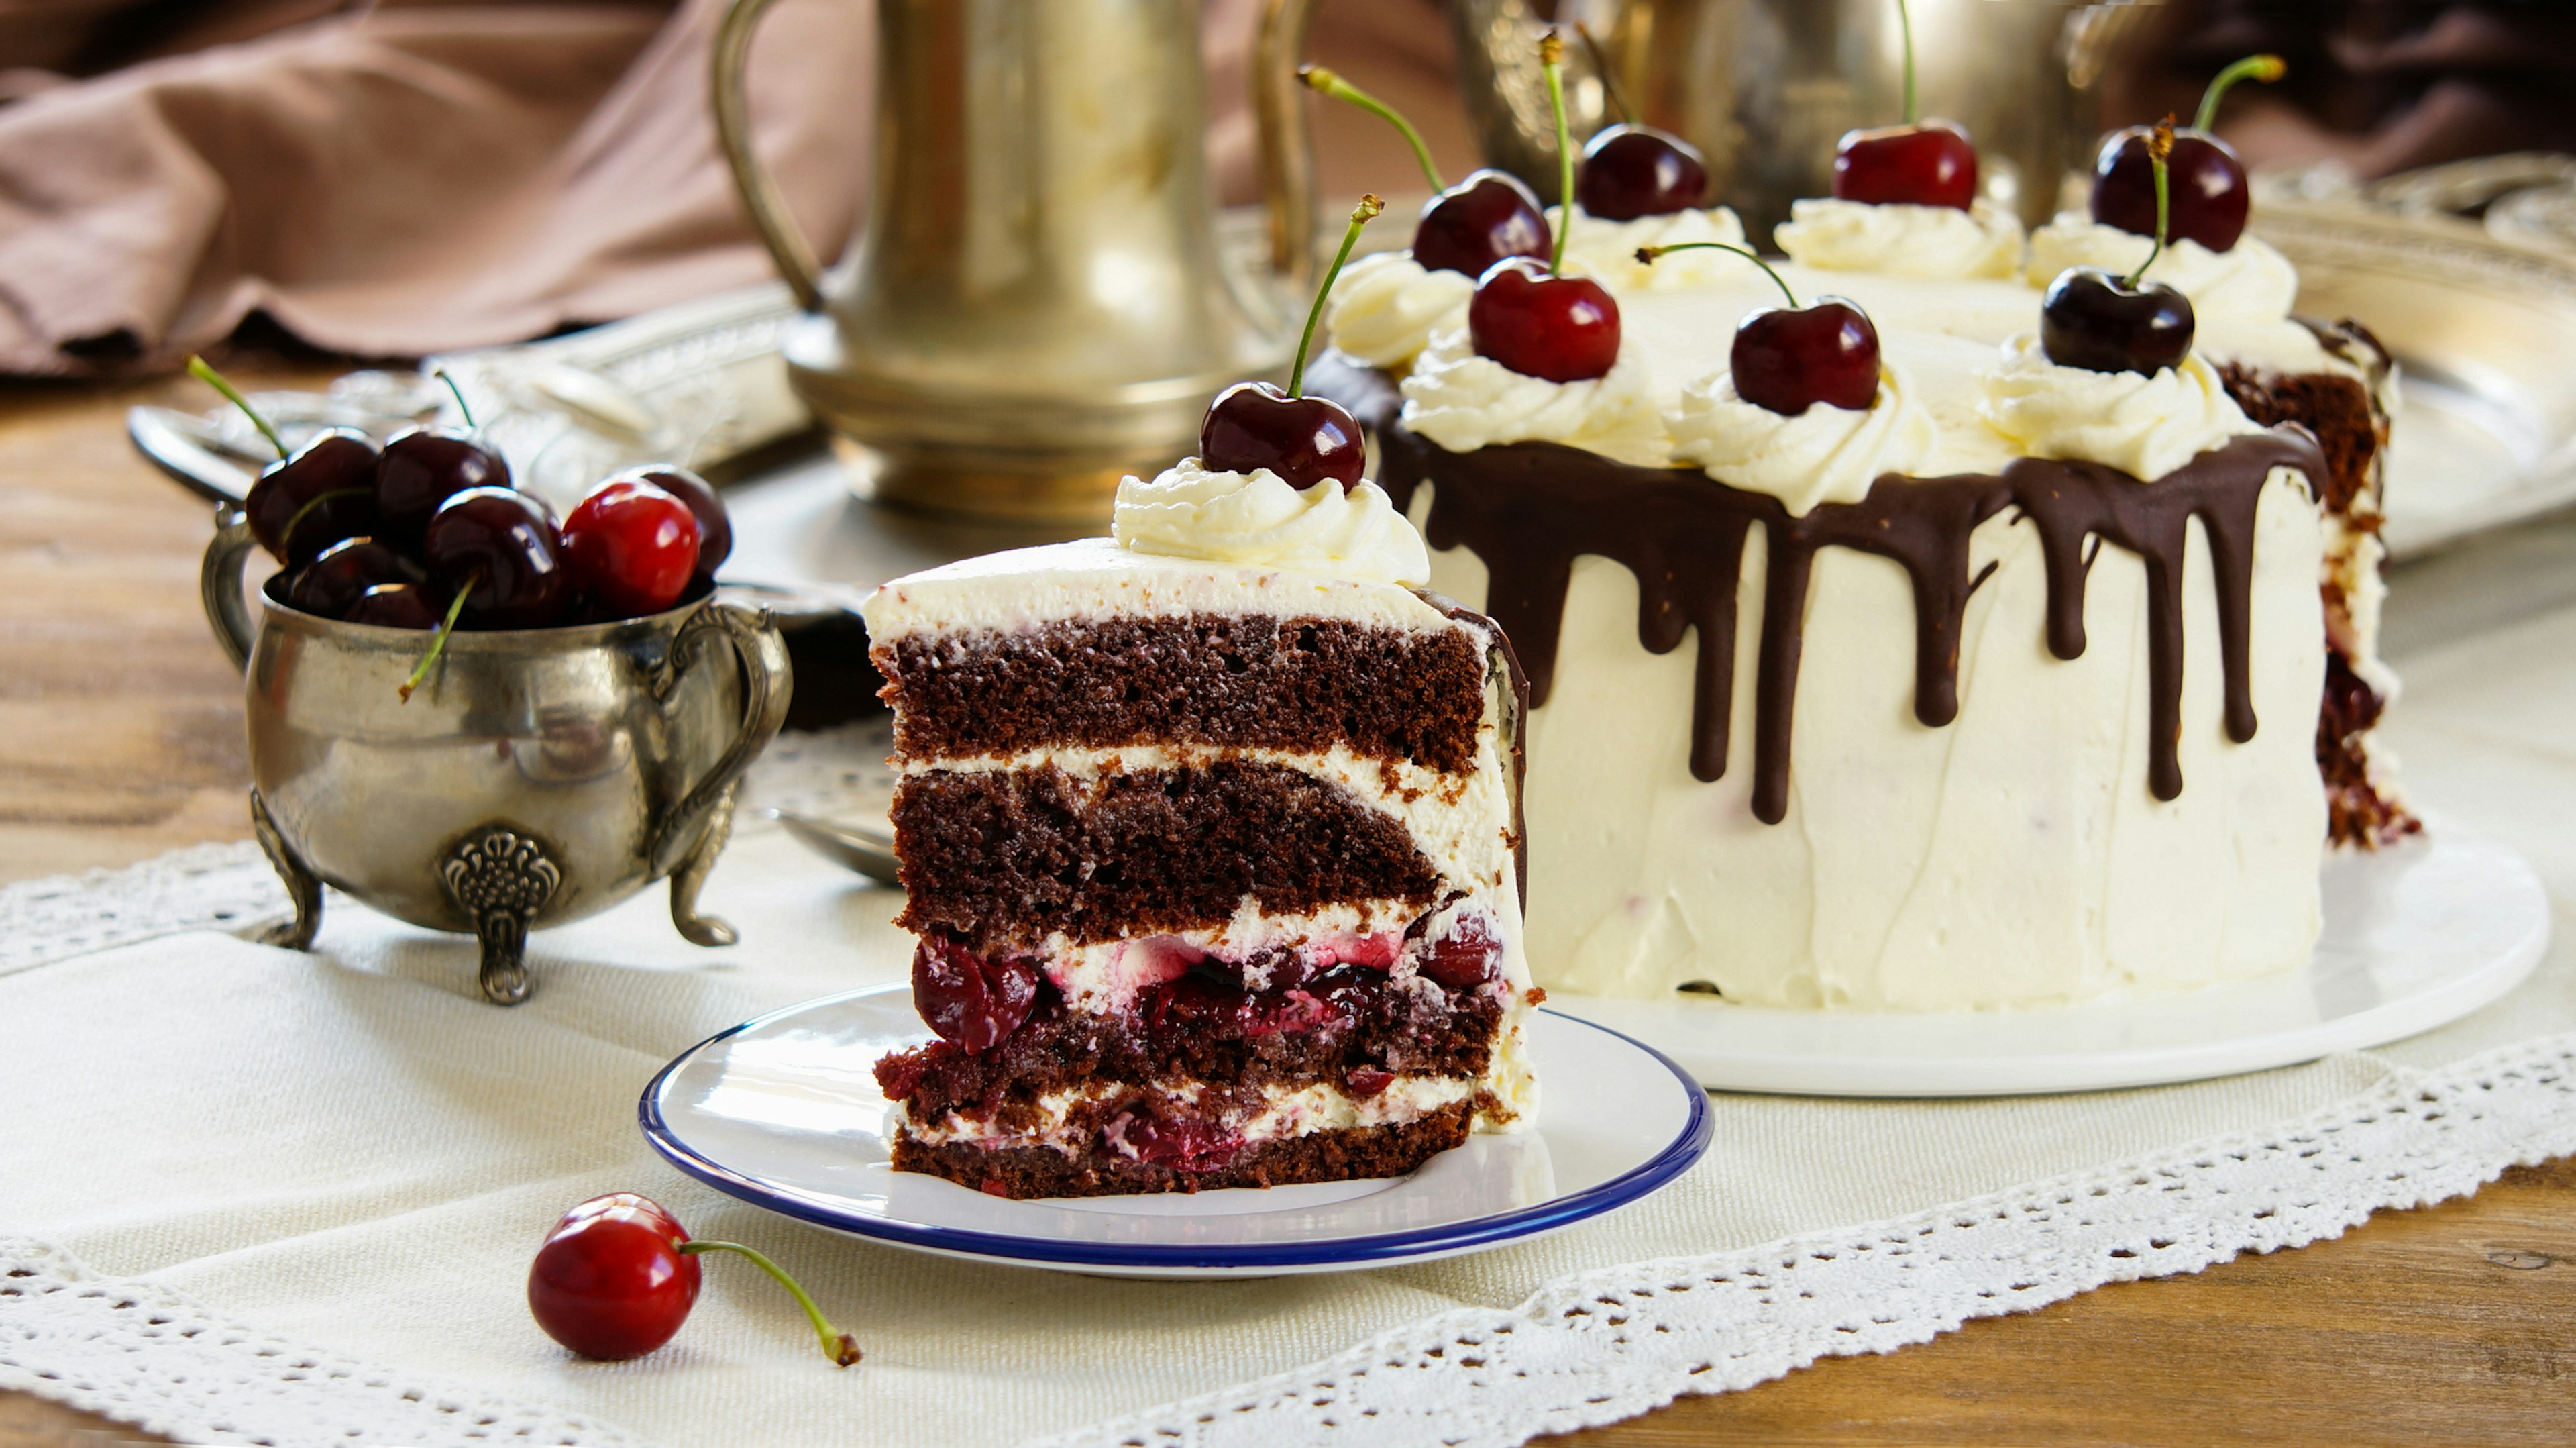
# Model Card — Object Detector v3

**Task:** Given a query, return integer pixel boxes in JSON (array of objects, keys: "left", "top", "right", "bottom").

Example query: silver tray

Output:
[{"left": 2258, "top": 196, "right": 2576, "bottom": 558}]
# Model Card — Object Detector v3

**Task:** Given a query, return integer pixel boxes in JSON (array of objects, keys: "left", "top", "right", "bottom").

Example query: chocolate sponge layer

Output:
[
  {"left": 893, "top": 759, "right": 1444, "bottom": 951},
  {"left": 876, "top": 614, "right": 1489, "bottom": 774}
]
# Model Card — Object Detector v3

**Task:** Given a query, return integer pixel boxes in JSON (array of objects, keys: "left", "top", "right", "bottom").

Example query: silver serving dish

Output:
[{"left": 201, "top": 510, "right": 792, "bottom": 1003}]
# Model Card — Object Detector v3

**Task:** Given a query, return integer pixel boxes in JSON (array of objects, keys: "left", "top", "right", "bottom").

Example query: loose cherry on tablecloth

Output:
[
  {"left": 527, "top": 1192, "right": 860, "bottom": 1365},
  {"left": 1297, "top": 65, "right": 1551, "bottom": 279},
  {"left": 1197, "top": 194, "right": 1383, "bottom": 491},
  {"left": 1468, "top": 31, "right": 1623, "bottom": 384},
  {"left": 1828, "top": 0, "right": 1980, "bottom": 210},
  {"left": 1637, "top": 242, "right": 1880, "bottom": 413},
  {"left": 2090, "top": 54, "right": 2286, "bottom": 254},
  {"left": 2043, "top": 118, "right": 2197, "bottom": 378},
  {"left": 191, "top": 358, "right": 382, "bottom": 566}
]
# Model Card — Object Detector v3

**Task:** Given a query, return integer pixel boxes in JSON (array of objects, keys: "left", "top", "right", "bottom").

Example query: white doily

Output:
[
  {"left": 0, "top": 1236, "right": 651, "bottom": 1448},
  {"left": 3, "top": 830, "right": 2570, "bottom": 1448}
]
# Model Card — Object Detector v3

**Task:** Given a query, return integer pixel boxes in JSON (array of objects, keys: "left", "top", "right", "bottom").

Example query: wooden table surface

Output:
[{"left": 4, "top": 362, "right": 2571, "bottom": 1447}]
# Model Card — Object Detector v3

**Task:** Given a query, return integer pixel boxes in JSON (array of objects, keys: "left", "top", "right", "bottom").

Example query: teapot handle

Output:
[
  {"left": 650, "top": 596, "right": 794, "bottom": 879},
  {"left": 710, "top": 0, "right": 827, "bottom": 312},
  {"left": 1254, "top": 0, "right": 1324, "bottom": 292},
  {"left": 201, "top": 503, "right": 261, "bottom": 672}
]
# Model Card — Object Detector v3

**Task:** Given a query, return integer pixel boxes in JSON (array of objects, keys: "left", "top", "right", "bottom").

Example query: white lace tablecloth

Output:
[{"left": 4, "top": 593, "right": 2573, "bottom": 1448}]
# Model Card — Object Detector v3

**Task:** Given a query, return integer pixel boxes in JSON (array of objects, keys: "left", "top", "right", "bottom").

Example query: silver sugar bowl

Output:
[{"left": 201, "top": 505, "right": 792, "bottom": 1003}]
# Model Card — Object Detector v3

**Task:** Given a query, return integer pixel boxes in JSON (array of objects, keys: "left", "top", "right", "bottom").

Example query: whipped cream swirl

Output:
[
  {"left": 1399, "top": 329, "right": 1669, "bottom": 466},
  {"left": 1324, "top": 251, "right": 1476, "bottom": 370},
  {"left": 1978, "top": 334, "right": 2263, "bottom": 481},
  {"left": 1113, "top": 460, "right": 1430, "bottom": 586},
  {"left": 1667, "top": 366, "right": 1938, "bottom": 513},
  {"left": 2025, "top": 216, "right": 2299, "bottom": 320},
  {"left": 1774, "top": 199, "right": 2026, "bottom": 280},
  {"left": 1548, "top": 204, "right": 1751, "bottom": 291}
]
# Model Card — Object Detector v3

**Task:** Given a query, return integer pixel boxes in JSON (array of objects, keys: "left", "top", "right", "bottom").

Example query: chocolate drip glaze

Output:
[{"left": 1371, "top": 419, "right": 2325, "bottom": 824}]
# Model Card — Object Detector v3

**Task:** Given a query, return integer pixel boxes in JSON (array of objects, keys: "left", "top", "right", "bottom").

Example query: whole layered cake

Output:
[
  {"left": 861, "top": 460, "right": 1538, "bottom": 1197},
  {"left": 1318, "top": 99, "right": 2409, "bottom": 1012}
]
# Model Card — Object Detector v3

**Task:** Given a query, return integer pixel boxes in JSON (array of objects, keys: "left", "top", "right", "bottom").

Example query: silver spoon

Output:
[{"left": 770, "top": 808, "right": 902, "bottom": 886}]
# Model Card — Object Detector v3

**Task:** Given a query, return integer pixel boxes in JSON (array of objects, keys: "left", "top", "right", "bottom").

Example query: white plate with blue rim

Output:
[{"left": 641, "top": 988, "right": 1713, "bottom": 1279}]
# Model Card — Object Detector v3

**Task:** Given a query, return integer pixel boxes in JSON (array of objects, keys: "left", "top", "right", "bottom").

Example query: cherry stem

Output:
[
  {"left": 433, "top": 368, "right": 478, "bottom": 429},
  {"left": 2195, "top": 53, "right": 2285, "bottom": 134},
  {"left": 680, "top": 1240, "right": 863, "bottom": 1367},
  {"left": 188, "top": 355, "right": 288, "bottom": 461},
  {"left": 1542, "top": 30, "right": 1572, "bottom": 276},
  {"left": 2127, "top": 116, "right": 2175, "bottom": 288},
  {"left": 399, "top": 572, "right": 476, "bottom": 703},
  {"left": 1572, "top": 23, "right": 1635, "bottom": 125},
  {"left": 282, "top": 487, "right": 370, "bottom": 554},
  {"left": 1299, "top": 66, "right": 1442, "bottom": 193},
  {"left": 1896, "top": 0, "right": 1916, "bottom": 126},
  {"left": 1289, "top": 194, "right": 1384, "bottom": 399},
  {"left": 1635, "top": 242, "right": 1799, "bottom": 309}
]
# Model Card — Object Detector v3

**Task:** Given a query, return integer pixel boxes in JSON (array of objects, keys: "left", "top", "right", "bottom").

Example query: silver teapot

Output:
[
  {"left": 711, "top": 0, "right": 1328, "bottom": 525},
  {"left": 201, "top": 509, "right": 792, "bottom": 1004},
  {"left": 1453, "top": 0, "right": 2150, "bottom": 242}
]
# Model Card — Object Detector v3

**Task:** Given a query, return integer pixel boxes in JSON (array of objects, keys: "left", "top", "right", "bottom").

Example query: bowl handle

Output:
[
  {"left": 201, "top": 503, "right": 261, "bottom": 671},
  {"left": 652, "top": 597, "right": 794, "bottom": 883}
]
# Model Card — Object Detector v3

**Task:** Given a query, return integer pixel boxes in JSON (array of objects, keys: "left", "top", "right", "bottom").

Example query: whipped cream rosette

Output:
[{"left": 1775, "top": 198, "right": 2026, "bottom": 280}]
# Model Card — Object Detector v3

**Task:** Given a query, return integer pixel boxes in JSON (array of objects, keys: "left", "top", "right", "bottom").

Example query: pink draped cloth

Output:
[{"left": 0, "top": 0, "right": 1468, "bottom": 376}]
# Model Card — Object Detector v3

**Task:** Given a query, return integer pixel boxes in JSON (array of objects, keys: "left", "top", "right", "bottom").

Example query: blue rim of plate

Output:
[{"left": 639, "top": 996, "right": 1715, "bottom": 1271}]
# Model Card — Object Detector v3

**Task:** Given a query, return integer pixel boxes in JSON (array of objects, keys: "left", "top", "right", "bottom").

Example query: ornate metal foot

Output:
[
  {"left": 669, "top": 780, "right": 740, "bottom": 947},
  {"left": 441, "top": 826, "right": 561, "bottom": 1005},
  {"left": 249, "top": 788, "right": 322, "bottom": 950}
]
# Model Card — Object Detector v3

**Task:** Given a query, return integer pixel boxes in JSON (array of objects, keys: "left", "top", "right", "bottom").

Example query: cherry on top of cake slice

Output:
[
  {"left": 2043, "top": 117, "right": 2198, "bottom": 378},
  {"left": 1200, "top": 193, "right": 1390, "bottom": 491},
  {"left": 1829, "top": 0, "right": 1979, "bottom": 211},
  {"left": 2090, "top": 54, "right": 2286, "bottom": 256}
]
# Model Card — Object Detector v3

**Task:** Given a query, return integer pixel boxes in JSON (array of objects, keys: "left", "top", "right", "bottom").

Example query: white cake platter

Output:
[
  {"left": 1547, "top": 815, "right": 2549, "bottom": 1098},
  {"left": 642, "top": 991, "right": 1711, "bottom": 1279}
]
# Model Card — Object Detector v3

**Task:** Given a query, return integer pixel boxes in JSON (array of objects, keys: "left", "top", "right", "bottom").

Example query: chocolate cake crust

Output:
[
  {"left": 877, "top": 614, "right": 1489, "bottom": 774},
  {"left": 892, "top": 1099, "right": 1476, "bottom": 1198},
  {"left": 894, "top": 759, "right": 1446, "bottom": 950}
]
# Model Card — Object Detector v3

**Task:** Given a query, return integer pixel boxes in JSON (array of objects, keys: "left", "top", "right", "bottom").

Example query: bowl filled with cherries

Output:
[{"left": 195, "top": 361, "right": 792, "bottom": 1004}]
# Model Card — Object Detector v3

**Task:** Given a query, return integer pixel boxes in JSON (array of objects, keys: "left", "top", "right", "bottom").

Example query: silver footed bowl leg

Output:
[
  {"left": 440, "top": 826, "right": 562, "bottom": 1005},
  {"left": 249, "top": 788, "right": 322, "bottom": 950},
  {"left": 668, "top": 780, "right": 741, "bottom": 948}
]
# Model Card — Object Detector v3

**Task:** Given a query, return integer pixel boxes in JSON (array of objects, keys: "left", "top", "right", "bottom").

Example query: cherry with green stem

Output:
[
  {"left": 1199, "top": 195, "right": 1383, "bottom": 490},
  {"left": 1640, "top": 242, "right": 1880, "bottom": 413},
  {"left": 2046, "top": 117, "right": 2196, "bottom": 378},
  {"left": 1469, "top": 31, "right": 1622, "bottom": 382},
  {"left": 377, "top": 369, "right": 512, "bottom": 552},
  {"left": 1299, "top": 65, "right": 1548, "bottom": 278},
  {"left": 1829, "top": 0, "right": 1979, "bottom": 210},
  {"left": 527, "top": 1192, "right": 861, "bottom": 1365},
  {"left": 2090, "top": 53, "right": 2285, "bottom": 254},
  {"left": 193, "top": 355, "right": 382, "bottom": 564},
  {"left": 1567, "top": 23, "right": 1708, "bottom": 221},
  {"left": 397, "top": 575, "right": 475, "bottom": 702}
]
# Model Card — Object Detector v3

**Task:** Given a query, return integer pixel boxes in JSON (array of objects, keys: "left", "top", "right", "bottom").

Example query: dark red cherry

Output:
[
  {"left": 244, "top": 429, "right": 380, "bottom": 565},
  {"left": 2091, "top": 128, "right": 2249, "bottom": 254},
  {"left": 1107, "top": 1111, "right": 1242, "bottom": 1172},
  {"left": 2040, "top": 267, "right": 2196, "bottom": 378},
  {"left": 1733, "top": 298, "right": 1881, "bottom": 415},
  {"left": 527, "top": 1193, "right": 700, "bottom": 1362},
  {"left": 1417, "top": 916, "right": 1503, "bottom": 990},
  {"left": 376, "top": 427, "right": 509, "bottom": 552},
  {"left": 1831, "top": 121, "right": 1978, "bottom": 210},
  {"left": 287, "top": 537, "right": 423, "bottom": 619},
  {"left": 912, "top": 936, "right": 1041, "bottom": 1053},
  {"left": 345, "top": 581, "right": 449, "bottom": 629},
  {"left": 1576, "top": 124, "right": 1709, "bottom": 221},
  {"left": 612, "top": 466, "right": 731, "bottom": 579},
  {"left": 1468, "top": 256, "right": 1621, "bottom": 383},
  {"left": 422, "top": 486, "right": 574, "bottom": 629},
  {"left": 1412, "top": 169, "right": 1552, "bottom": 277},
  {"left": 1199, "top": 380, "right": 1366, "bottom": 491},
  {"left": 563, "top": 479, "right": 701, "bottom": 617}
]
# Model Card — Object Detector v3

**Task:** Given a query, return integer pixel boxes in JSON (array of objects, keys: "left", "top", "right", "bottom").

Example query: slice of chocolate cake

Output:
[{"left": 860, "top": 460, "right": 1538, "bottom": 1198}]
